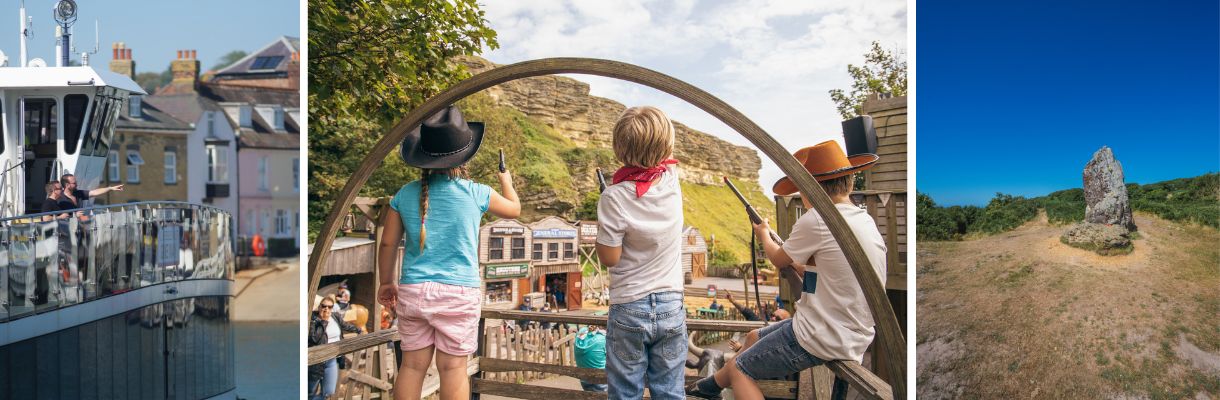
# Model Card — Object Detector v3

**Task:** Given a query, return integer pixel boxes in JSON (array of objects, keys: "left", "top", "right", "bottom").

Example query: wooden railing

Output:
[{"left": 308, "top": 310, "right": 891, "bottom": 400}]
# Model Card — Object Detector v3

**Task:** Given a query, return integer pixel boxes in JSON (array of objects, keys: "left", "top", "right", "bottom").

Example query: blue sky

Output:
[
  {"left": 918, "top": 0, "right": 1220, "bottom": 206},
  {"left": 1, "top": 0, "right": 299, "bottom": 73}
]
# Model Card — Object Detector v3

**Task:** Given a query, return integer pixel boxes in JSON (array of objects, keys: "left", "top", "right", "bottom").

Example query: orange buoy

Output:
[{"left": 252, "top": 234, "right": 266, "bottom": 257}]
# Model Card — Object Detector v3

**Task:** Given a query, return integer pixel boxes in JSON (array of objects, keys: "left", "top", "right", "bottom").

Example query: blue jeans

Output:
[
  {"left": 308, "top": 358, "right": 338, "bottom": 400},
  {"left": 606, "top": 291, "right": 687, "bottom": 400}
]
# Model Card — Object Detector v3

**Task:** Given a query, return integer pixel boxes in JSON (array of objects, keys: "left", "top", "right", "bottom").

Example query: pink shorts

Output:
[{"left": 396, "top": 282, "right": 482, "bottom": 355}]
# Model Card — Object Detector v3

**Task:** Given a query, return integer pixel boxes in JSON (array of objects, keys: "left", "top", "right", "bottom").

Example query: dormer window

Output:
[
  {"left": 239, "top": 105, "right": 252, "bottom": 128},
  {"left": 273, "top": 107, "right": 285, "bottom": 131},
  {"left": 128, "top": 96, "right": 143, "bottom": 119}
]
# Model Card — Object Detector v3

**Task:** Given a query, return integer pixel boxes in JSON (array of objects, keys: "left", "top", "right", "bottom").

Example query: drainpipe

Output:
[{"left": 235, "top": 123, "right": 243, "bottom": 259}]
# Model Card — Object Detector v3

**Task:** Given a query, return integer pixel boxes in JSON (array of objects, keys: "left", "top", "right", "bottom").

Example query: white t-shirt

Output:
[
  {"left": 596, "top": 166, "right": 685, "bottom": 304},
  {"left": 783, "top": 202, "right": 887, "bottom": 362},
  {"left": 326, "top": 316, "right": 341, "bottom": 344}
]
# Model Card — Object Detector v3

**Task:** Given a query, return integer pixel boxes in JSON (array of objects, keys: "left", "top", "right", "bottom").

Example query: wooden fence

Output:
[
  {"left": 307, "top": 310, "right": 892, "bottom": 400},
  {"left": 483, "top": 324, "right": 578, "bottom": 383}
]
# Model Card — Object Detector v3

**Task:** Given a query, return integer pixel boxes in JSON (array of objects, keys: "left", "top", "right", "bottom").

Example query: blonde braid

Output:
[{"left": 419, "top": 169, "right": 431, "bottom": 250}]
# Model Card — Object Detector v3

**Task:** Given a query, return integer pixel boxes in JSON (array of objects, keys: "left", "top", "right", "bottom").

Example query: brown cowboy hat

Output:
[{"left": 772, "top": 140, "right": 879, "bottom": 196}]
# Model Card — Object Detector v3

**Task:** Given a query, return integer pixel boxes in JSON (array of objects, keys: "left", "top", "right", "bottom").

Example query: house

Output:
[
  {"left": 477, "top": 219, "right": 532, "bottom": 309},
  {"left": 681, "top": 226, "right": 708, "bottom": 283},
  {"left": 527, "top": 216, "right": 582, "bottom": 311},
  {"left": 143, "top": 37, "right": 301, "bottom": 256},
  {"left": 101, "top": 43, "right": 193, "bottom": 204}
]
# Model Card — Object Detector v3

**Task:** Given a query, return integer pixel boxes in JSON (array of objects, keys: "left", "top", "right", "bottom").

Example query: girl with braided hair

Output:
[{"left": 376, "top": 106, "right": 520, "bottom": 400}]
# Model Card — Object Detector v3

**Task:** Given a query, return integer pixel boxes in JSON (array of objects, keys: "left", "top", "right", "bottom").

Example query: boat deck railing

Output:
[
  {"left": 0, "top": 201, "right": 235, "bottom": 322},
  {"left": 308, "top": 310, "right": 892, "bottom": 400}
]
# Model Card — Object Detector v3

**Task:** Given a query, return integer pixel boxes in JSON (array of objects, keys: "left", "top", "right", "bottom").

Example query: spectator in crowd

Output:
[
  {"left": 334, "top": 285, "right": 353, "bottom": 321},
  {"left": 724, "top": 291, "right": 762, "bottom": 322},
  {"left": 309, "top": 296, "right": 364, "bottom": 400},
  {"left": 574, "top": 326, "right": 608, "bottom": 392}
]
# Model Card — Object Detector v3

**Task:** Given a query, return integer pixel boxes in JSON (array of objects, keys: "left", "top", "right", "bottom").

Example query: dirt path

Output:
[{"left": 917, "top": 212, "right": 1220, "bottom": 399}]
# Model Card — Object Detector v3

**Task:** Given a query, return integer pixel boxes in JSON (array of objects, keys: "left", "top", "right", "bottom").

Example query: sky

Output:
[
  {"left": 918, "top": 0, "right": 1220, "bottom": 206},
  {"left": 479, "top": 0, "right": 907, "bottom": 196},
  {"left": 0, "top": 0, "right": 300, "bottom": 74}
]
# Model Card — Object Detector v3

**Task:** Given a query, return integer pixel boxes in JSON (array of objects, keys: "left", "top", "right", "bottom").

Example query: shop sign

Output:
[
  {"left": 486, "top": 263, "right": 529, "bottom": 279},
  {"left": 491, "top": 226, "right": 525, "bottom": 235},
  {"left": 579, "top": 224, "right": 598, "bottom": 240},
  {"left": 532, "top": 228, "right": 576, "bottom": 239}
]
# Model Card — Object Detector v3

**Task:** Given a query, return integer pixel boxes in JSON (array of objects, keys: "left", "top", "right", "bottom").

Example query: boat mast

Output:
[
  {"left": 19, "top": 0, "right": 29, "bottom": 67},
  {"left": 53, "top": 0, "right": 77, "bottom": 67}
]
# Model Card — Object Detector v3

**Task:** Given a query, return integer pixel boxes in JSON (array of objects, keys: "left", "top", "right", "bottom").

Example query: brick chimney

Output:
[
  {"left": 108, "top": 42, "right": 135, "bottom": 79},
  {"left": 286, "top": 51, "right": 301, "bottom": 90},
  {"left": 169, "top": 49, "right": 200, "bottom": 91}
]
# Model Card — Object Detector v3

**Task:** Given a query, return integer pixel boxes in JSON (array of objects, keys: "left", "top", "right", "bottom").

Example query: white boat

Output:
[{"left": 0, "top": 2, "right": 236, "bottom": 399}]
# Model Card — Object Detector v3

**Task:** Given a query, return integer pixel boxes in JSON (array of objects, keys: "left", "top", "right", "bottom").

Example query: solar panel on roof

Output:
[{"left": 250, "top": 56, "right": 284, "bottom": 70}]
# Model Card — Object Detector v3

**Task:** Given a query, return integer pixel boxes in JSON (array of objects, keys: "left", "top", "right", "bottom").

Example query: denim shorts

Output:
[{"left": 733, "top": 319, "right": 827, "bottom": 380}]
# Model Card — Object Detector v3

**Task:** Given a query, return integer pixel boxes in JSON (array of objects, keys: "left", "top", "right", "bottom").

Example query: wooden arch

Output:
[{"left": 306, "top": 57, "right": 906, "bottom": 398}]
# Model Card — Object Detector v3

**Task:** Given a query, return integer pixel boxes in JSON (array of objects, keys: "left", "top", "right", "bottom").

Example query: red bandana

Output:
[{"left": 612, "top": 159, "right": 679, "bottom": 198}]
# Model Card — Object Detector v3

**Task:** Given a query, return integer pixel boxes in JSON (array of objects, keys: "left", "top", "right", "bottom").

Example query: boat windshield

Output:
[
  {"left": 63, "top": 94, "right": 89, "bottom": 155},
  {"left": 1, "top": 98, "right": 5, "bottom": 155}
]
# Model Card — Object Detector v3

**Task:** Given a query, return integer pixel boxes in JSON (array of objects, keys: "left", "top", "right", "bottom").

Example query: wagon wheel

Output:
[{"left": 306, "top": 57, "right": 906, "bottom": 399}]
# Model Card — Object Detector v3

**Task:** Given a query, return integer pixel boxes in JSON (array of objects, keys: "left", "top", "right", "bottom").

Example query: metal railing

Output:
[{"left": 0, "top": 201, "right": 235, "bottom": 322}]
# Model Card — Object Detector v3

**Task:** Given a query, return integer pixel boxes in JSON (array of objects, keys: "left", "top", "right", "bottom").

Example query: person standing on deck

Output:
[{"left": 57, "top": 173, "right": 123, "bottom": 210}]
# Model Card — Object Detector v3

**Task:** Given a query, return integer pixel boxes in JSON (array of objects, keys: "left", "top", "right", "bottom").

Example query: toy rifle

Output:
[
  {"left": 723, "top": 176, "right": 804, "bottom": 296},
  {"left": 498, "top": 149, "right": 507, "bottom": 173},
  {"left": 724, "top": 177, "right": 784, "bottom": 245},
  {"left": 595, "top": 168, "right": 607, "bottom": 193}
]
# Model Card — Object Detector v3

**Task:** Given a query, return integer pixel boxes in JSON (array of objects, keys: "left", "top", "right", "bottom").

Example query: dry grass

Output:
[{"left": 917, "top": 211, "right": 1220, "bottom": 399}]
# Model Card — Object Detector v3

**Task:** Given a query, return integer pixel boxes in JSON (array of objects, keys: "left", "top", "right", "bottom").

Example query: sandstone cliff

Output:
[{"left": 459, "top": 56, "right": 761, "bottom": 186}]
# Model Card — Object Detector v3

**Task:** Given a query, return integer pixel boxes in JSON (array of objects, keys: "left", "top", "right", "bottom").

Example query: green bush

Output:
[
  {"left": 918, "top": 174, "right": 1219, "bottom": 239},
  {"left": 917, "top": 192, "right": 965, "bottom": 241},
  {"left": 710, "top": 247, "right": 740, "bottom": 267},
  {"left": 1128, "top": 173, "right": 1219, "bottom": 229},
  {"left": 970, "top": 193, "right": 1038, "bottom": 234},
  {"left": 1039, "top": 188, "right": 1084, "bottom": 225},
  {"left": 918, "top": 192, "right": 1033, "bottom": 240}
]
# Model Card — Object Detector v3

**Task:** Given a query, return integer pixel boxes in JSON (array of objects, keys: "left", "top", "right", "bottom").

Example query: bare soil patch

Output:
[{"left": 917, "top": 212, "right": 1220, "bottom": 399}]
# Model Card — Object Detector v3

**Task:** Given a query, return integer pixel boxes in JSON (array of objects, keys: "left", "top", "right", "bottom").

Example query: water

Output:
[{"left": 235, "top": 322, "right": 299, "bottom": 399}]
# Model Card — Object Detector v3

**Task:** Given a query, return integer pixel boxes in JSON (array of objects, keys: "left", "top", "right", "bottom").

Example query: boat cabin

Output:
[{"left": 0, "top": 66, "right": 145, "bottom": 217}]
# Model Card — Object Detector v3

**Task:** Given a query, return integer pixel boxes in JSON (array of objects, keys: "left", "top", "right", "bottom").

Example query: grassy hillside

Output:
[
  {"left": 918, "top": 173, "right": 1220, "bottom": 241},
  {"left": 682, "top": 179, "right": 775, "bottom": 263},
  {"left": 309, "top": 92, "right": 771, "bottom": 264}
]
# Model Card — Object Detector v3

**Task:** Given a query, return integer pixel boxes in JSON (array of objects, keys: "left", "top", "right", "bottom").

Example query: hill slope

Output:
[{"left": 457, "top": 93, "right": 772, "bottom": 262}]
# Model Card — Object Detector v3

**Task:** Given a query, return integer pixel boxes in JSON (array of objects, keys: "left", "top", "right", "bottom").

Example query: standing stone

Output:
[{"left": 1082, "top": 146, "right": 1136, "bottom": 231}]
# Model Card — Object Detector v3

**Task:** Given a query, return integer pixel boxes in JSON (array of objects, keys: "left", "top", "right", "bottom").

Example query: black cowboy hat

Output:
[{"left": 400, "top": 105, "right": 485, "bottom": 169}]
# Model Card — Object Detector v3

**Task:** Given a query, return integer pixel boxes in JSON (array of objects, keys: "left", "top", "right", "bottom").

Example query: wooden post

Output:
[{"left": 473, "top": 317, "right": 486, "bottom": 400}]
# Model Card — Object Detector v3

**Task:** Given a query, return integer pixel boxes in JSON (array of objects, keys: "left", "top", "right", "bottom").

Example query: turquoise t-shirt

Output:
[
  {"left": 390, "top": 176, "right": 491, "bottom": 288},
  {"left": 574, "top": 329, "right": 606, "bottom": 369}
]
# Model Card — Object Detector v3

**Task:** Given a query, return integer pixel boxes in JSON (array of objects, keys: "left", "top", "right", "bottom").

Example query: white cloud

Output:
[{"left": 480, "top": 0, "right": 906, "bottom": 195}]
